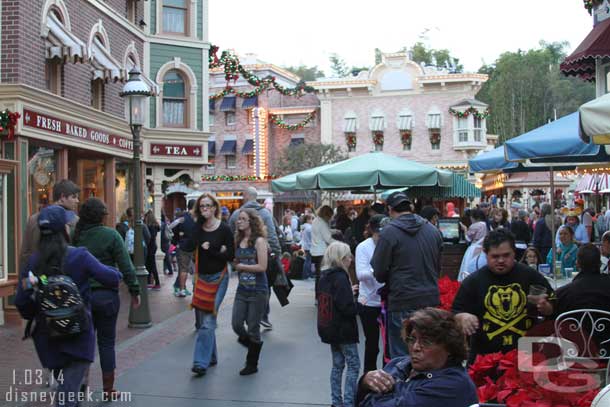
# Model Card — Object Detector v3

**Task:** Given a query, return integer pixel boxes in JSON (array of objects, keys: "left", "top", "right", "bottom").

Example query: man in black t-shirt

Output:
[{"left": 452, "top": 229, "right": 555, "bottom": 362}]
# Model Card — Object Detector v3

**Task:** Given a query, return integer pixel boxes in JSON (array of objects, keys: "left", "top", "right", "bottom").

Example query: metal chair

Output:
[{"left": 554, "top": 309, "right": 610, "bottom": 385}]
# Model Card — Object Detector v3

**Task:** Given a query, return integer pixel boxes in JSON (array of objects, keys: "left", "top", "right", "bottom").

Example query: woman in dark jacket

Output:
[
  {"left": 72, "top": 198, "right": 140, "bottom": 400},
  {"left": 317, "top": 241, "right": 359, "bottom": 407},
  {"left": 15, "top": 205, "right": 122, "bottom": 407},
  {"left": 510, "top": 210, "right": 532, "bottom": 259},
  {"left": 533, "top": 203, "right": 557, "bottom": 260},
  {"left": 144, "top": 209, "right": 161, "bottom": 289}
]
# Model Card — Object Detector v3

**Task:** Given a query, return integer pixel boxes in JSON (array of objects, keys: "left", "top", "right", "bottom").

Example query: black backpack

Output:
[{"left": 33, "top": 273, "right": 88, "bottom": 339}]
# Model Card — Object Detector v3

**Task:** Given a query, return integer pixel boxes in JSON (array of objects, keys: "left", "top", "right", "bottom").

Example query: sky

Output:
[{"left": 209, "top": 0, "right": 594, "bottom": 76}]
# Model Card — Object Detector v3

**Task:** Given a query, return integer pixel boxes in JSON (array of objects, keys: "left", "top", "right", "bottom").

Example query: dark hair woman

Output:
[
  {"left": 72, "top": 198, "right": 141, "bottom": 399},
  {"left": 15, "top": 205, "right": 122, "bottom": 406},
  {"left": 231, "top": 208, "right": 268, "bottom": 376},
  {"left": 144, "top": 209, "right": 161, "bottom": 289},
  {"left": 190, "top": 193, "right": 234, "bottom": 377},
  {"left": 356, "top": 308, "right": 478, "bottom": 407}
]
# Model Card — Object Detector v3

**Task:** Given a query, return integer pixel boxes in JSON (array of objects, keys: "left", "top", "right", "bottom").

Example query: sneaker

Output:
[
  {"left": 260, "top": 319, "right": 273, "bottom": 329},
  {"left": 178, "top": 289, "right": 187, "bottom": 297},
  {"left": 191, "top": 366, "right": 206, "bottom": 377},
  {"left": 173, "top": 287, "right": 180, "bottom": 296},
  {"left": 151, "top": 284, "right": 161, "bottom": 291},
  {"left": 183, "top": 288, "right": 192, "bottom": 296}
]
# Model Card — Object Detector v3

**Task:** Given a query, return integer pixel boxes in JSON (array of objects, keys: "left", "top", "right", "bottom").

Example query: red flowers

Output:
[
  {"left": 438, "top": 276, "right": 460, "bottom": 311},
  {"left": 468, "top": 350, "right": 602, "bottom": 406}
]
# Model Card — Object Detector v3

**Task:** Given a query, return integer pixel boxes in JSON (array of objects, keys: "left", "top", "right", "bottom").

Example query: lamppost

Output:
[{"left": 121, "top": 68, "right": 153, "bottom": 328}]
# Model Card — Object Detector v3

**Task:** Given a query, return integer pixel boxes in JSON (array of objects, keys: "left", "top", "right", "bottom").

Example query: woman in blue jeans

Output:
[
  {"left": 191, "top": 193, "right": 234, "bottom": 376},
  {"left": 317, "top": 241, "right": 360, "bottom": 407}
]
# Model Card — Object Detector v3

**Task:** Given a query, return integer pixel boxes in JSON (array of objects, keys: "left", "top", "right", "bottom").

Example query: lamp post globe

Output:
[{"left": 120, "top": 67, "right": 153, "bottom": 328}]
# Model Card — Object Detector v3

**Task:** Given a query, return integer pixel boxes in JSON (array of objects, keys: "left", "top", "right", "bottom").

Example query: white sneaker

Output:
[{"left": 178, "top": 289, "right": 187, "bottom": 297}]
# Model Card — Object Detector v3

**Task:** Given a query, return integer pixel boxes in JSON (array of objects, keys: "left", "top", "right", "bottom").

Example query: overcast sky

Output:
[{"left": 209, "top": 0, "right": 594, "bottom": 76}]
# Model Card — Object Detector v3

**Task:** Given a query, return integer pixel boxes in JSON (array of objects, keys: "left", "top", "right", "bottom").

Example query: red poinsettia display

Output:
[
  {"left": 345, "top": 133, "right": 357, "bottom": 149},
  {"left": 438, "top": 275, "right": 460, "bottom": 311},
  {"left": 372, "top": 131, "right": 384, "bottom": 146},
  {"left": 400, "top": 130, "right": 412, "bottom": 147},
  {"left": 468, "top": 349, "right": 601, "bottom": 406}
]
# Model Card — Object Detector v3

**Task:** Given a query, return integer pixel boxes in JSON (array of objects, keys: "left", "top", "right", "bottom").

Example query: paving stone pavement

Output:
[{"left": 1, "top": 275, "right": 368, "bottom": 406}]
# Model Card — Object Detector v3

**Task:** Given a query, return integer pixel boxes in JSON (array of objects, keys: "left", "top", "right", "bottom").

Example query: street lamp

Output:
[{"left": 121, "top": 67, "right": 153, "bottom": 328}]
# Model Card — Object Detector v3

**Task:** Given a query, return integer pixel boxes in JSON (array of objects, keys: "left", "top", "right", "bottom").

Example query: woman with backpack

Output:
[
  {"left": 72, "top": 198, "right": 141, "bottom": 400},
  {"left": 317, "top": 241, "right": 360, "bottom": 407},
  {"left": 15, "top": 205, "right": 122, "bottom": 407},
  {"left": 231, "top": 208, "right": 268, "bottom": 375}
]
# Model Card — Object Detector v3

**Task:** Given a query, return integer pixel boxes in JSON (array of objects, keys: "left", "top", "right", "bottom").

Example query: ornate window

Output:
[
  {"left": 162, "top": 0, "right": 188, "bottom": 34},
  {"left": 343, "top": 113, "right": 357, "bottom": 152},
  {"left": 162, "top": 70, "right": 187, "bottom": 127},
  {"left": 427, "top": 112, "right": 442, "bottom": 150}
]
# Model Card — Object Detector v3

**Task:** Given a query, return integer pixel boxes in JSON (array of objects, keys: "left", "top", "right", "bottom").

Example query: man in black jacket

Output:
[{"left": 371, "top": 191, "right": 443, "bottom": 358}]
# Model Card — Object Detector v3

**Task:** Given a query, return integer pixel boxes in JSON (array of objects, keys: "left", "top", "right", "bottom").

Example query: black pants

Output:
[
  {"left": 146, "top": 249, "right": 160, "bottom": 286},
  {"left": 312, "top": 255, "right": 324, "bottom": 297},
  {"left": 358, "top": 303, "right": 381, "bottom": 372}
]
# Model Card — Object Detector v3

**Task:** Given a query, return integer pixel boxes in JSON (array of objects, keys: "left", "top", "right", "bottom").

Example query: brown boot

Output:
[{"left": 102, "top": 371, "right": 119, "bottom": 402}]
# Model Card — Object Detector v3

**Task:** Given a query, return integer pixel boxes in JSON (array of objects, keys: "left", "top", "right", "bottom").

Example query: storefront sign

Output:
[
  {"left": 23, "top": 109, "right": 133, "bottom": 152},
  {"left": 150, "top": 143, "right": 202, "bottom": 157}
]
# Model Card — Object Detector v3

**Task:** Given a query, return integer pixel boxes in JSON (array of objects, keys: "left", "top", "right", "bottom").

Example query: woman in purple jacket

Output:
[{"left": 15, "top": 205, "right": 122, "bottom": 407}]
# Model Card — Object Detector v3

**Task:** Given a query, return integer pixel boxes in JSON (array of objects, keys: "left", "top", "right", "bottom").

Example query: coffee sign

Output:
[
  {"left": 23, "top": 109, "right": 134, "bottom": 151},
  {"left": 150, "top": 143, "right": 203, "bottom": 157}
]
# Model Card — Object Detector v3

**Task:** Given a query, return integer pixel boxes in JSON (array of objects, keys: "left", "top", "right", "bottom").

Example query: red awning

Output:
[{"left": 560, "top": 18, "right": 610, "bottom": 81}]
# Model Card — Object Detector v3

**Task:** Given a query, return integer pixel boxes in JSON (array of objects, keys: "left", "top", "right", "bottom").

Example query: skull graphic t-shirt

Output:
[{"left": 452, "top": 262, "right": 555, "bottom": 362}]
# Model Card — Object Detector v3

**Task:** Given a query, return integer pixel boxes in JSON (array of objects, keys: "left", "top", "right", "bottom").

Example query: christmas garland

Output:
[
  {"left": 583, "top": 0, "right": 602, "bottom": 14},
  {"left": 430, "top": 131, "right": 441, "bottom": 145},
  {"left": 372, "top": 131, "right": 384, "bottom": 146},
  {"left": 345, "top": 133, "right": 357, "bottom": 148},
  {"left": 208, "top": 45, "right": 315, "bottom": 100},
  {"left": 448, "top": 106, "right": 490, "bottom": 119},
  {"left": 400, "top": 130, "right": 412, "bottom": 146},
  {"left": 270, "top": 111, "right": 316, "bottom": 130},
  {"left": 202, "top": 174, "right": 278, "bottom": 182},
  {"left": 0, "top": 110, "right": 21, "bottom": 140}
]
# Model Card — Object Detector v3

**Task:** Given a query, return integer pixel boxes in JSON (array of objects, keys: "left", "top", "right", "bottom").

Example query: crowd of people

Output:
[{"left": 12, "top": 179, "right": 610, "bottom": 406}]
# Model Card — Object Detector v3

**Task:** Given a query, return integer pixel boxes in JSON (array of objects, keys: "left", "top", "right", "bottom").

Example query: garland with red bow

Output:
[
  {"left": 0, "top": 110, "right": 20, "bottom": 140},
  {"left": 469, "top": 350, "right": 601, "bottom": 406},
  {"left": 345, "top": 133, "right": 357, "bottom": 149},
  {"left": 270, "top": 111, "right": 316, "bottom": 130},
  {"left": 372, "top": 131, "right": 384, "bottom": 146},
  {"left": 430, "top": 131, "right": 441, "bottom": 145},
  {"left": 201, "top": 174, "right": 278, "bottom": 182},
  {"left": 400, "top": 130, "right": 412, "bottom": 147},
  {"left": 448, "top": 106, "right": 490, "bottom": 119},
  {"left": 583, "top": 0, "right": 602, "bottom": 14}
]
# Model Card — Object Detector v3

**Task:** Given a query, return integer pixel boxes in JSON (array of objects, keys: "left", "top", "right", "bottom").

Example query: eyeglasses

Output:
[
  {"left": 199, "top": 204, "right": 215, "bottom": 209},
  {"left": 404, "top": 335, "right": 436, "bottom": 349}
]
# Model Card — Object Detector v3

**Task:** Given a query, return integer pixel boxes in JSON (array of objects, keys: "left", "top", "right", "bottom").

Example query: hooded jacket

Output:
[
  {"left": 317, "top": 266, "right": 359, "bottom": 345},
  {"left": 229, "top": 200, "right": 281, "bottom": 256},
  {"left": 371, "top": 213, "right": 443, "bottom": 312}
]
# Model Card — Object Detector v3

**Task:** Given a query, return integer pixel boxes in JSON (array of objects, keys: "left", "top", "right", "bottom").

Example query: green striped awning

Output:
[{"left": 406, "top": 173, "right": 481, "bottom": 199}]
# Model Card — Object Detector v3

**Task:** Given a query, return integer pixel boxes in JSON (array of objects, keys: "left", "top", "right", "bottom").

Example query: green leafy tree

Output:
[
  {"left": 476, "top": 41, "right": 595, "bottom": 142},
  {"left": 374, "top": 48, "right": 383, "bottom": 65},
  {"left": 329, "top": 53, "right": 350, "bottom": 77},
  {"left": 275, "top": 144, "right": 347, "bottom": 176},
  {"left": 283, "top": 65, "right": 325, "bottom": 81},
  {"left": 407, "top": 42, "right": 463, "bottom": 72}
]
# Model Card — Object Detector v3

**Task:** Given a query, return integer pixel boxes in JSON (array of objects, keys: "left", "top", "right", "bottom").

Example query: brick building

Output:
[{"left": 0, "top": 0, "right": 212, "bottom": 324}]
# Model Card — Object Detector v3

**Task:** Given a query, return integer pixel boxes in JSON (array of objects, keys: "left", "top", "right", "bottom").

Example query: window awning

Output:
[
  {"left": 220, "top": 96, "right": 236, "bottom": 112},
  {"left": 560, "top": 18, "right": 610, "bottom": 81},
  {"left": 241, "top": 96, "right": 258, "bottom": 109},
  {"left": 398, "top": 115, "right": 413, "bottom": 131},
  {"left": 290, "top": 137, "right": 305, "bottom": 147},
  {"left": 44, "top": 13, "right": 86, "bottom": 63},
  {"left": 209, "top": 99, "right": 216, "bottom": 112},
  {"left": 427, "top": 114, "right": 441, "bottom": 129},
  {"left": 344, "top": 117, "right": 356, "bottom": 133},
  {"left": 208, "top": 140, "right": 216, "bottom": 156},
  {"left": 370, "top": 117, "right": 384, "bottom": 132},
  {"left": 90, "top": 37, "right": 122, "bottom": 82},
  {"left": 219, "top": 140, "right": 236, "bottom": 155},
  {"left": 242, "top": 139, "right": 254, "bottom": 154}
]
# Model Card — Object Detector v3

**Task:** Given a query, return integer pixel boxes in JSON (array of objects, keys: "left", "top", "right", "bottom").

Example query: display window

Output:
[{"left": 28, "top": 146, "right": 58, "bottom": 214}]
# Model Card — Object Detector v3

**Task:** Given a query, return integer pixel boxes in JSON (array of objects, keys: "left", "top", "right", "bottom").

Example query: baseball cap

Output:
[
  {"left": 368, "top": 214, "right": 390, "bottom": 233},
  {"left": 385, "top": 191, "right": 410, "bottom": 209},
  {"left": 38, "top": 205, "right": 76, "bottom": 234},
  {"left": 370, "top": 202, "right": 386, "bottom": 215}
]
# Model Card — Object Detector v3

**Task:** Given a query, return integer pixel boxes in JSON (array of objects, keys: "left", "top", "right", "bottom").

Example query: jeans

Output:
[
  {"left": 303, "top": 251, "right": 312, "bottom": 279},
  {"left": 312, "top": 255, "right": 324, "bottom": 297},
  {"left": 262, "top": 288, "right": 271, "bottom": 322},
  {"left": 54, "top": 360, "right": 90, "bottom": 407},
  {"left": 330, "top": 343, "right": 360, "bottom": 407},
  {"left": 387, "top": 309, "right": 414, "bottom": 359},
  {"left": 232, "top": 290, "right": 267, "bottom": 343},
  {"left": 358, "top": 304, "right": 381, "bottom": 372},
  {"left": 91, "top": 289, "right": 120, "bottom": 372},
  {"left": 193, "top": 272, "right": 229, "bottom": 369}
]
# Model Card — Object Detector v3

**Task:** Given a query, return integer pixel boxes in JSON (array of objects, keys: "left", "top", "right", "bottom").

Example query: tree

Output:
[
  {"left": 275, "top": 144, "right": 347, "bottom": 176},
  {"left": 374, "top": 48, "right": 383, "bottom": 65},
  {"left": 406, "top": 42, "right": 463, "bottom": 72},
  {"left": 476, "top": 41, "right": 595, "bottom": 142},
  {"left": 329, "top": 53, "right": 350, "bottom": 77},
  {"left": 283, "top": 65, "right": 325, "bottom": 81}
]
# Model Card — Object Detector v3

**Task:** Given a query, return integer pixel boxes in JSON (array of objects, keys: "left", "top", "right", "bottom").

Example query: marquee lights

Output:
[{"left": 252, "top": 107, "right": 268, "bottom": 179}]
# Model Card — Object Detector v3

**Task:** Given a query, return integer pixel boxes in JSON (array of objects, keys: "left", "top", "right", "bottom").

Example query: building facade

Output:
[
  {"left": 0, "top": 0, "right": 211, "bottom": 324},
  {"left": 311, "top": 52, "right": 491, "bottom": 172}
]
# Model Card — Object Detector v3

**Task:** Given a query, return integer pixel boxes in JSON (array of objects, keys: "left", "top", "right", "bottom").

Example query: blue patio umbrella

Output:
[{"left": 469, "top": 146, "right": 519, "bottom": 173}]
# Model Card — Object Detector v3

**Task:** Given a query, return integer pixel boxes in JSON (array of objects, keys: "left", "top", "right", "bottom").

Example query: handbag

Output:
[{"left": 190, "top": 250, "right": 226, "bottom": 315}]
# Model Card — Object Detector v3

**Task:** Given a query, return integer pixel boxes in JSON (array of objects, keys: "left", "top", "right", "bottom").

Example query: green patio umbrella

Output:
[
  {"left": 295, "top": 152, "right": 453, "bottom": 191},
  {"left": 271, "top": 162, "right": 342, "bottom": 192}
]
